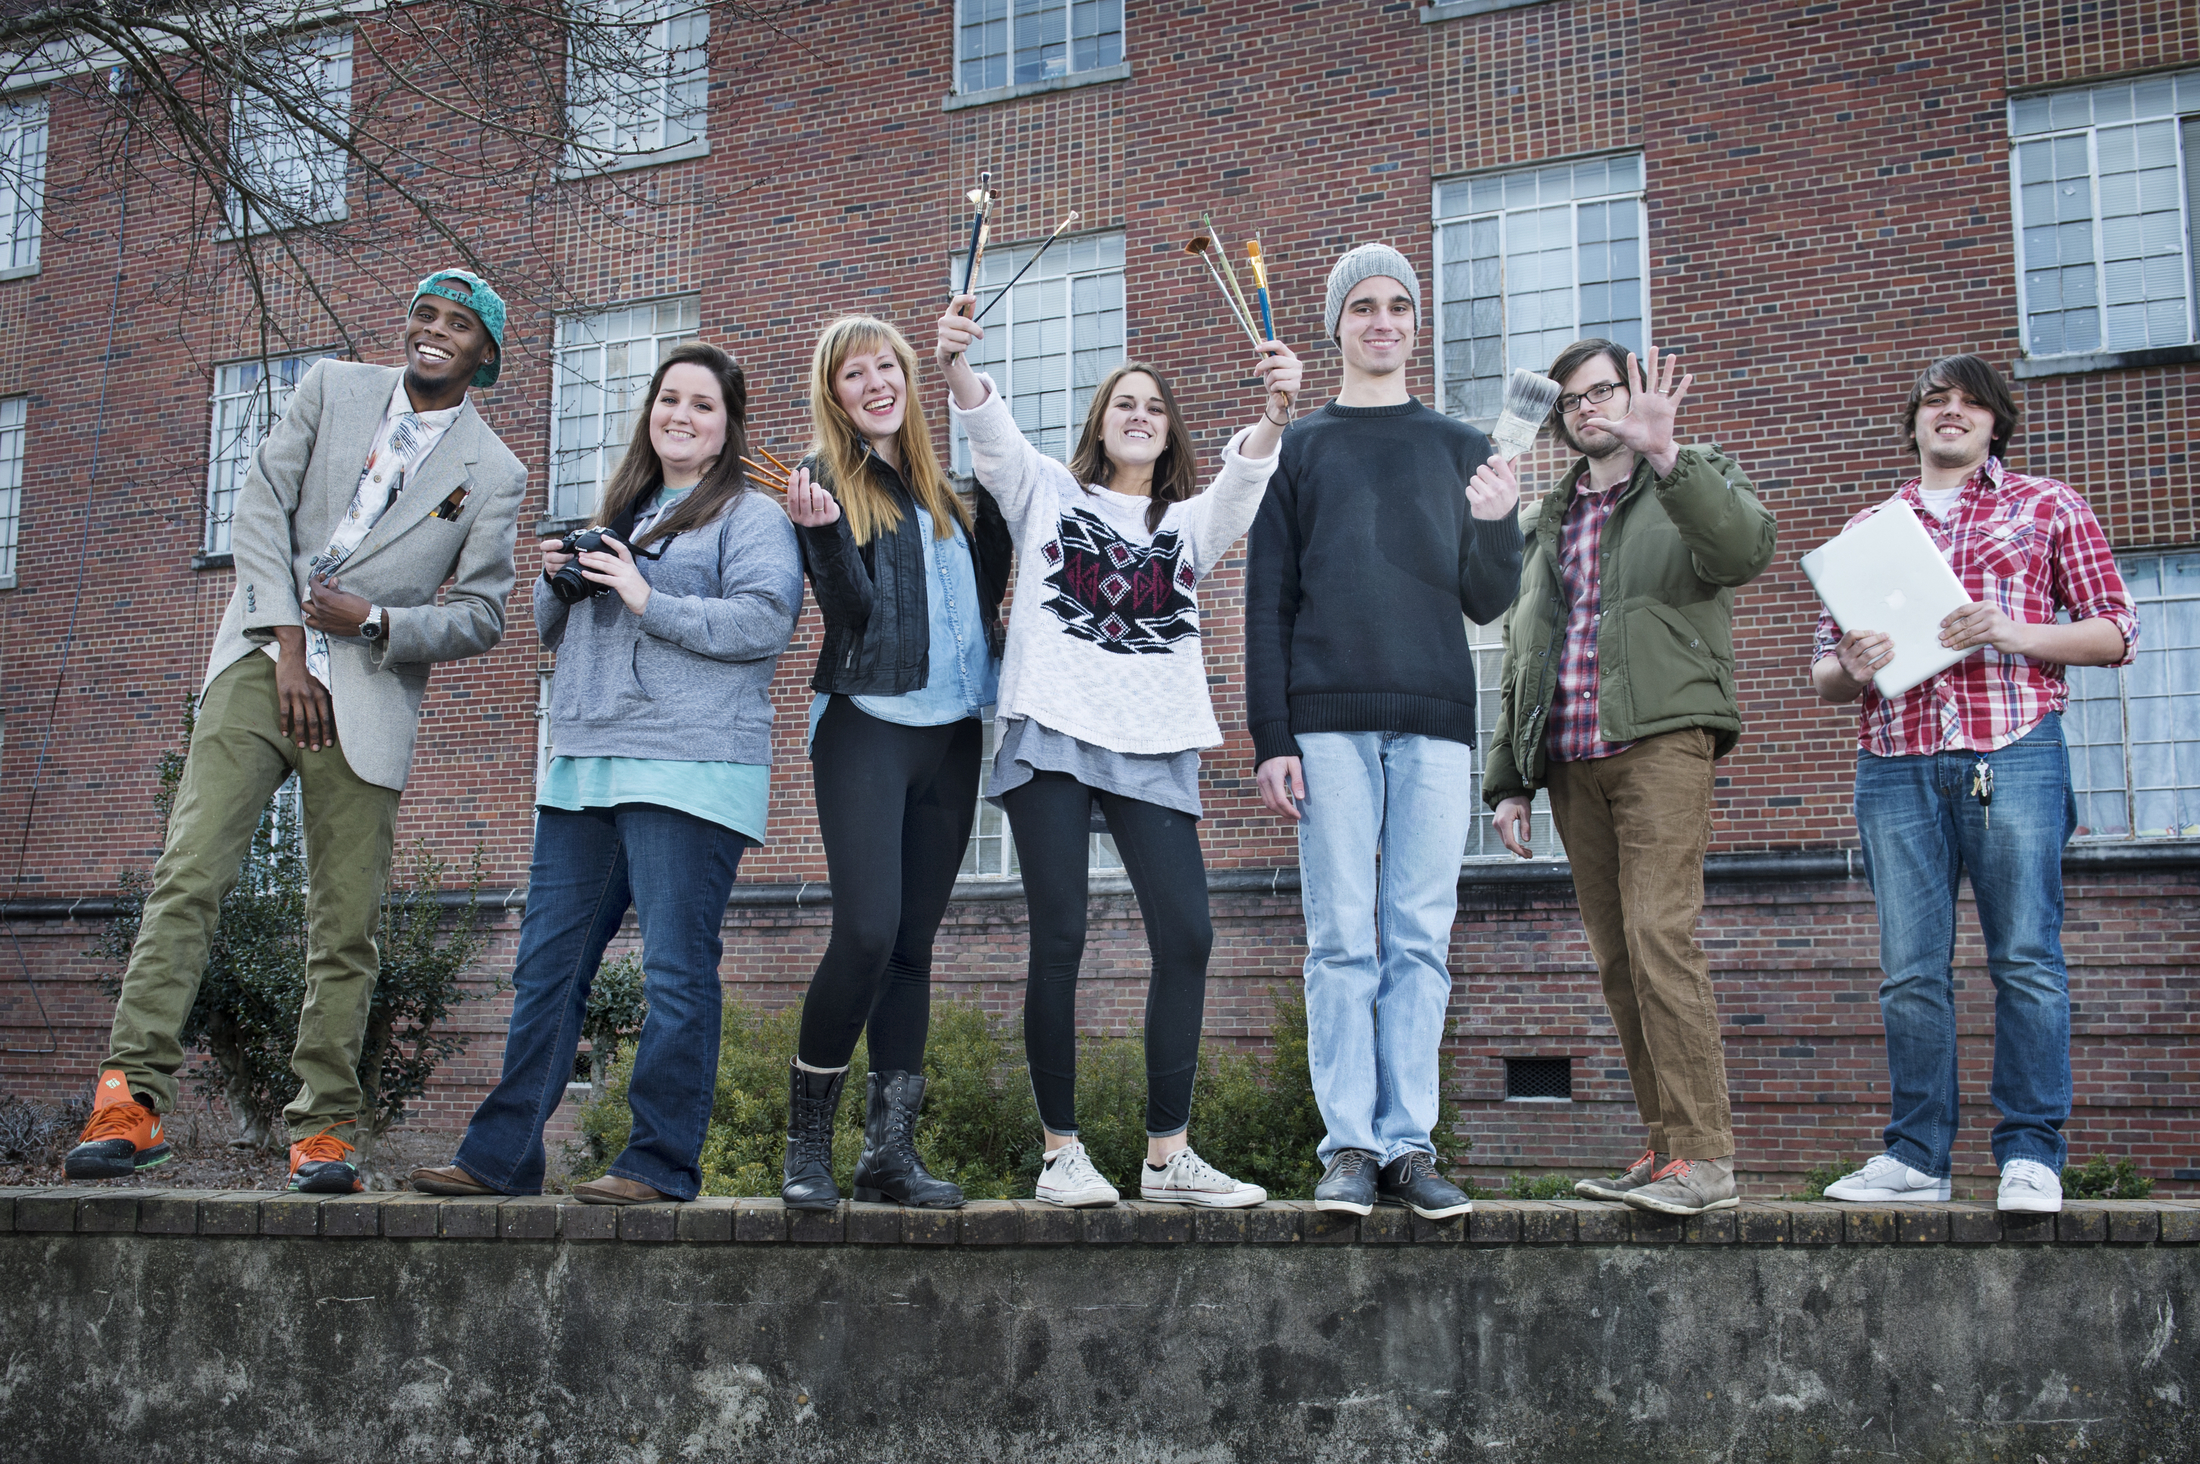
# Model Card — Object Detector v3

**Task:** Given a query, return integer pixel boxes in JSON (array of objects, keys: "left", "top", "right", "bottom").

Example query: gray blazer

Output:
[{"left": 207, "top": 359, "right": 528, "bottom": 791}]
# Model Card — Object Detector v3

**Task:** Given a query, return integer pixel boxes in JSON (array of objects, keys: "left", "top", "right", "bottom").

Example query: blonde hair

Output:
[{"left": 807, "top": 315, "right": 968, "bottom": 545}]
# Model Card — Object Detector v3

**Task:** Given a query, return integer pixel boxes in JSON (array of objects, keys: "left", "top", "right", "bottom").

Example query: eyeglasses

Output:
[{"left": 1556, "top": 380, "right": 1626, "bottom": 415}]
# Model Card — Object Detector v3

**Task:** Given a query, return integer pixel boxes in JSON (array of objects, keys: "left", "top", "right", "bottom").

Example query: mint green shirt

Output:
[{"left": 539, "top": 756, "right": 769, "bottom": 844}]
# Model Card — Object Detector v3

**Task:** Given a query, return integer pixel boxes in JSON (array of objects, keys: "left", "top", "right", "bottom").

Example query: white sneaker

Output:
[
  {"left": 1998, "top": 1157, "right": 2063, "bottom": 1214},
  {"left": 1822, "top": 1152, "right": 1951, "bottom": 1202},
  {"left": 1140, "top": 1146, "right": 1267, "bottom": 1209},
  {"left": 1034, "top": 1139, "right": 1119, "bottom": 1207}
]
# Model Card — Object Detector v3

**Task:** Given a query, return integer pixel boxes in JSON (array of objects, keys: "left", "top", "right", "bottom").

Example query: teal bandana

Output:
[{"left": 409, "top": 268, "right": 506, "bottom": 388}]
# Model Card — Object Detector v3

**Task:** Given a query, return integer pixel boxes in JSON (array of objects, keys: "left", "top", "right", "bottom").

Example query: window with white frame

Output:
[
  {"left": 1435, "top": 155, "right": 1647, "bottom": 427},
  {"left": 962, "top": 716, "right": 1126, "bottom": 878},
  {"left": 206, "top": 353, "right": 332, "bottom": 555},
  {"left": 550, "top": 296, "right": 700, "bottom": 521},
  {"left": 1463, "top": 614, "right": 1565, "bottom": 863},
  {"left": 957, "top": 0, "right": 1122, "bottom": 93},
  {"left": 567, "top": 0, "right": 708, "bottom": 171},
  {"left": 0, "top": 396, "right": 23, "bottom": 582},
  {"left": 2011, "top": 70, "right": 2200, "bottom": 358},
  {"left": 0, "top": 95, "right": 48, "bottom": 275},
  {"left": 226, "top": 31, "right": 352, "bottom": 234},
  {"left": 952, "top": 230, "right": 1124, "bottom": 472},
  {"left": 2065, "top": 550, "right": 2199, "bottom": 839},
  {"left": 537, "top": 673, "right": 556, "bottom": 789}
]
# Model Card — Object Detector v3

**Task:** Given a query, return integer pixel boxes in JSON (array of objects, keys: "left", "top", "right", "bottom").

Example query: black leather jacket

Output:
[{"left": 795, "top": 451, "right": 1010, "bottom": 697}]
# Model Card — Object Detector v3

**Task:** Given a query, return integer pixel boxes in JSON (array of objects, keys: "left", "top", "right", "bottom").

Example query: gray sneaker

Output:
[
  {"left": 1621, "top": 1155, "right": 1738, "bottom": 1216},
  {"left": 1574, "top": 1147, "right": 1661, "bottom": 1201}
]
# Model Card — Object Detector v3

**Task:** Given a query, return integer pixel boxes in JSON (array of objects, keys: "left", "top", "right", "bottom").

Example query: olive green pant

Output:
[
  {"left": 1545, "top": 729, "right": 1734, "bottom": 1161},
  {"left": 103, "top": 653, "right": 401, "bottom": 1143}
]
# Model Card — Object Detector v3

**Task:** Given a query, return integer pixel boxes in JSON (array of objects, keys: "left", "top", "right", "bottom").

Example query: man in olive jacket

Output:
[{"left": 1486, "top": 337, "right": 1775, "bottom": 1217}]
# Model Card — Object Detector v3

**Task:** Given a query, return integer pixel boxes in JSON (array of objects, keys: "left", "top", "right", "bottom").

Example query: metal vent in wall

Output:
[{"left": 1505, "top": 1057, "right": 1573, "bottom": 1101}]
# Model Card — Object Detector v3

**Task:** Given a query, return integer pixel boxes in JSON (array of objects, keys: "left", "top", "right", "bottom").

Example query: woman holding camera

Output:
[
  {"left": 935, "top": 295, "right": 1301, "bottom": 1208},
  {"left": 778, "top": 315, "right": 1009, "bottom": 1212},
  {"left": 411, "top": 342, "right": 802, "bottom": 1205}
]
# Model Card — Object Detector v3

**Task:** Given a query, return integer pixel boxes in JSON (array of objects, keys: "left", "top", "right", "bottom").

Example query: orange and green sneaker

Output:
[
  {"left": 288, "top": 1126, "right": 364, "bottom": 1194},
  {"left": 64, "top": 1070, "right": 172, "bottom": 1180}
]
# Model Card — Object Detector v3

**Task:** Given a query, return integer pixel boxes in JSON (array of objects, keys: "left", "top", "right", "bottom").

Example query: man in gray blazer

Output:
[{"left": 68, "top": 269, "right": 528, "bottom": 1193}]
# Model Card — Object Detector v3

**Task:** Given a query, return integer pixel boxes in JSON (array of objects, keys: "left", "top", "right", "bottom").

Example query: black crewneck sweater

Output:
[{"left": 1243, "top": 398, "right": 1525, "bottom": 765}]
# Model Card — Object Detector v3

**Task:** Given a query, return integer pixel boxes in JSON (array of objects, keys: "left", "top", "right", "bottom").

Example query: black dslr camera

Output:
[{"left": 547, "top": 528, "right": 620, "bottom": 605}]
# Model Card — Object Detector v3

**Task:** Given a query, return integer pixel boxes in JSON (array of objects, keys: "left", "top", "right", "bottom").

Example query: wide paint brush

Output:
[
  {"left": 974, "top": 211, "right": 1080, "bottom": 324},
  {"left": 1201, "top": 213, "right": 1262, "bottom": 343},
  {"left": 1184, "top": 233, "right": 1262, "bottom": 348},
  {"left": 1490, "top": 367, "right": 1563, "bottom": 460},
  {"left": 959, "top": 171, "right": 994, "bottom": 299},
  {"left": 1244, "top": 238, "right": 1276, "bottom": 342}
]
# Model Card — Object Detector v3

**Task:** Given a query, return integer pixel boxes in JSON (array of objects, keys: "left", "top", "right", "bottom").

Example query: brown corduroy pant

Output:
[{"left": 1545, "top": 729, "right": 1734, "bottom": 1160}]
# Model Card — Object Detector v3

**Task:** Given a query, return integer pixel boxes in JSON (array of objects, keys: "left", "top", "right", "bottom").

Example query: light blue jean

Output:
[
  {"left": 1853, "top": 713, "right": 2077, "bottom": 1177},
  {"left": 1295, "top": 732, "right": 1475, "bottom": 1165}
]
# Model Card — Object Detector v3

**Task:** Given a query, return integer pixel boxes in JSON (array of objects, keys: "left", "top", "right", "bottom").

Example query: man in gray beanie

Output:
[{"left": 1245, "top": 242, "right": 1524, "bottom": 1221}]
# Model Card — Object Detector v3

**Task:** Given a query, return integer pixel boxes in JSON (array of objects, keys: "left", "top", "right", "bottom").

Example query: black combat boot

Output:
[
  {"left": 781, "top": 1061, "right": 846, "bottom": 1212},
  {"left": 851, "top": 1071, "right": 965, "bottom": 1208}
]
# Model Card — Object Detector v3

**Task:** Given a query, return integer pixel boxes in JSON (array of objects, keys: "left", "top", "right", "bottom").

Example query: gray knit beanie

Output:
[{"left": 1323, "top": 243, "right": 1422, "bottom": 343}]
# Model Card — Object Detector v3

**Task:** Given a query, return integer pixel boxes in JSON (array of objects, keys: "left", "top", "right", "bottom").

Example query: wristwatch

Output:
[{"left": 359, "top": 605, "right": 385, "bottom": 642}]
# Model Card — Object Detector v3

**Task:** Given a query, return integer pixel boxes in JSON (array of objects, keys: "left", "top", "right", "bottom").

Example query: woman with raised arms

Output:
[{"left": 935, "top": 292, "right": 1302, "bottom": 1208}]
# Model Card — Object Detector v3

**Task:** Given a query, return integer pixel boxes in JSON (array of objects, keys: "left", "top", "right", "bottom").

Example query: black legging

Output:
[
  {"left": 999, "top": 770, "right": 1213, "bottom": 1137},
  {"left": 795, "top": 697, "right": 983, "bottom": 1074}
]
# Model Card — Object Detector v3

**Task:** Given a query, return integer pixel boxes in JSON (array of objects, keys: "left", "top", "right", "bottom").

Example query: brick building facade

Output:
[{"left": 0, "top": 0, "right": 2193, "bottom": 1191}]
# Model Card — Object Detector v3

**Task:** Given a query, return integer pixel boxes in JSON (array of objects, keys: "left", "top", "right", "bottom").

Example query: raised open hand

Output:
[{"left": 1581, "top": 345, "right": 1691, "bottom": 476}]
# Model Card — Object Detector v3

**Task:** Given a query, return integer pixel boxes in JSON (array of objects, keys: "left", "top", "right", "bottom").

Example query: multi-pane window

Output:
[
  {"left": 0, "top": 96, "right": 48, "bottom": 274},
  {"left": 952, "top": 230, "right": 1124, "bottom": 472},
  {"left": 550, "top": 296, "right": 700, "bottom": 521},
  {"left": 2065, "top": 551, "right": 2199, "bottom": 839},
  {"left": 1464, "top": 614, "right": 1565, "bottom": 862},
  {"left": 226, "top": 32, "right": 352, "bottom": 234},
  {"left": 2011, "top": 70, "right": 2200, "bottom": 357},
  {"left": 0, "top": 396, "right": 23, "bottom": 581},
  {"left": 957, "top": 0, "right": 1122, "bottom": 93},
  {"left": 567, "top": 0, "right": 708, "bottom": 170},
  {"left": 206, "top": 354, "right": 332, "bottom": 556},
  {"left": 1435, "top": 155, "right": 1646, "bottom": 426},
  {"left": 537, "top": 673, "right": 556, "bottom": 790},
  {"left": 962, "top": 717, "right": 1126, "bottom": 878}
]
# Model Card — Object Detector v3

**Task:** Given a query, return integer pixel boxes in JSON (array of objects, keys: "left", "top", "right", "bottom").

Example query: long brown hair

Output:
[
  {"left": 597, "top": 341, "right": 751, "bottom": 548},
  {"left": 807, "top": 315, "right": 967, "bottom": 545},
  {"left": 1067, "top": 363, "right": 1199, "bottom": 533}
]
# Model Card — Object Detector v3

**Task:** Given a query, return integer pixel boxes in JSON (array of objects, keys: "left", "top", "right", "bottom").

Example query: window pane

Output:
[
  {"left": 229, "top": 32, "right": 352, "bottom": 233},
  {"left": 551, "top": 297, "right": 701, "bottom": 520},
  {"left": 0, "top": 396, "right": 23, "bottom": 578},
  {"left": 951, "top": 229, "right": 1124, "bottom": 476},
  {"left": 0, "top": 97, "right": 48, "bottom": 272},
  {"left": 568, "top": 1, "right": 709, "bottom": 167},
  {"left": 2065, "top": 551, "right": 2200, "bottom": 840},
  {"left": 205, "top": 354, "right": 331, "bottom": 554}
]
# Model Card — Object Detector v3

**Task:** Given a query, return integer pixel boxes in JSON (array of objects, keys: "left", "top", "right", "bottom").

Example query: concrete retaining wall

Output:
[{"left": 2, "top": 1188, "right": 2196, "bottom": 1462}]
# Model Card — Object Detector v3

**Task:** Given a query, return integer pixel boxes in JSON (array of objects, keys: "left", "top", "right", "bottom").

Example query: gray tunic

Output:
[{"left": 986, "top": 716, "right": 1204, "bottom": 818}]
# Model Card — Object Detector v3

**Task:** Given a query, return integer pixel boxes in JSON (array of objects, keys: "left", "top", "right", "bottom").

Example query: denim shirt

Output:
[{"left": 810, "top": 505, "right": 998, "bottom": 739}]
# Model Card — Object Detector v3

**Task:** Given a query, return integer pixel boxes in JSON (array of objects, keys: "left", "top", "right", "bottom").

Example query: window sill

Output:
[
  {"left": 0, "top": 573, "right": 15, "bottom": 592},
  {"left": 0, "top": 262, "right": 37, "bottom": 282},
  {"left": 1421, "top": 0, "right": 1549, "bottom": 20},
  {"left": 535, "top": 515, "right": 592, "bottom": 539},
  {"left": 559, "top": 136, "right": 709, "bottom": 180},
  {"left": 216, "top": 207, "right": 350, "bottom": 243},
  {"left": 192, "top": 551, "right": 234, "bottom": 572},
  {"left": 943, "top": 62, "right": 1131, "bottom": 112},
  {"left": 2013, "top": 342, "right": 2200, "bottom": 379}
]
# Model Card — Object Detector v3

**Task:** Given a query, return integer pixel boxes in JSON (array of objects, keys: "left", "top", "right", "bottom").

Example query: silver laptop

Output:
[{"left": 1800, "top": 498, "right": 1977, "bottom": 698}]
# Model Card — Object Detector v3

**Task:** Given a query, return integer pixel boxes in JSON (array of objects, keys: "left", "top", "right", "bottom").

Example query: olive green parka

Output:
[{"left": 1483, "top": 445, "right": 1775, "bottom": 809}]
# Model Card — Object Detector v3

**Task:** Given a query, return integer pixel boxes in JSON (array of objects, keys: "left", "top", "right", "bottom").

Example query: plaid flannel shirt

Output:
[
  {"left": 1547, "top": 480, "right": 1639, "bottom": 763},
  {"left": 1811, "top": 458, "right": 2139, "bottom": 757}
]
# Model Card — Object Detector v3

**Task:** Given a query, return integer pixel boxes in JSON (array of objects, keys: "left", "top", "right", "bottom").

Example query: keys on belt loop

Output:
[{"left": 1970, "top": 757, "right": 1994, "bottom": 830}]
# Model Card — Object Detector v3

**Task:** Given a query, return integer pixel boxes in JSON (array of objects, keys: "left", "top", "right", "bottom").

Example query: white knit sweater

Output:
[{"left": 952, "top": 377, "right": 1278, "bottom": 755}]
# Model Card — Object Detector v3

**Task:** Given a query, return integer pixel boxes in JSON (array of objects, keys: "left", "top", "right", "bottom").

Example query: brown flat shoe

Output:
[
  {"left": 410, "top": 1164, "right": 498, "bottom": 1196},
  {"left": 573, "top": 1175, "right": 675, "bottom": 1206}
]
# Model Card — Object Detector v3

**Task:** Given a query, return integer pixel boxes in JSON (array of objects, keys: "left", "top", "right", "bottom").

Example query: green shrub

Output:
[
  {"left": 580, "top": 952, "right": 648, "bottom": 1086},
  {"left": 1504, "top": 1172, "right": 1573, "bottom": 1200},
  {"left": 2062, "top": 1155, "right": 2154, "bottom": 1200},
  {"left": 1788, "top": 1162, "right": 1861, "bottom": 1201},
  {"left": 572, "top": 987, "right": 1471, "bottom": 1200}
]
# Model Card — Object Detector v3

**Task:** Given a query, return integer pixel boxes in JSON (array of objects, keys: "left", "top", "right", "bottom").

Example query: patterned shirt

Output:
[
  {"left": 1811, "top": 458, "right": 2139, "bottom": 757},
  {"left": 1546, "top": 479, "right": 1638, "bottom": 763}
]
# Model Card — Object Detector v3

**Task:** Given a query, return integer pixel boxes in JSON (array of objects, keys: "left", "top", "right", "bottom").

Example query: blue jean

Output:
[
  {"left": 1853, "top": 714, "right": 2077, "bottom": 1177},
  {"left": 1295, "top": 732, "right": 1475, "bottom": 1165},
  {"left": 454, "top": 804, "right": 748, "bottom": 1200}
]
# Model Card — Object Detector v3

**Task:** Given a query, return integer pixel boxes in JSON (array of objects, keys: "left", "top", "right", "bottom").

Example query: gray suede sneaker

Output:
[
  {"left": 1573, "top": 1147, "right": 1661, "bottom": 1201},
  {"left": 1621, "top": 1155, "right": 1738, "bottom": 1216}
]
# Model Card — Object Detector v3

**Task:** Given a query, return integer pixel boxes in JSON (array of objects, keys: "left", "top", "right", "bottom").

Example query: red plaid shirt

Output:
[
  {"left": 1547, "top": 480, "right": 1638, "bottom": 763},
  {"left": 1811, "top": 458, "right": 2139, "bottom": 757}
]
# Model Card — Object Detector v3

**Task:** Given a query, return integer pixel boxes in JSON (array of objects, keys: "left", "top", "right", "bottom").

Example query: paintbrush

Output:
[
  {"left": 756, "top": 446, "right": 797, "bottom": 480},
  {"left": 959, "top": 172, "right": 994, "bottom": 299},
  {"left": 1184, "top": 233, "right": 1263, "bottom": 348},
  {"left": 1245, "top": 238, "right": 1276, "bottom": 342},
  {"left": 974, "top": 211, "right": 1080, "bottom": 324},
  {"left": 1490, "top": 367, "right": 1563, "bottom": 460},
  {"left": 741, "top": 456, "right": 789, "bottom": 493},
  {"left": 1201, "top": 213, "right": 1262, "bottom": 342}
]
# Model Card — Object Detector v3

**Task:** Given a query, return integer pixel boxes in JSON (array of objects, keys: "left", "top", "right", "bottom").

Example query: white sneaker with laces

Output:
[
  {"left": 1822, "top": 1152, "right": 1951, "bottom": 1203},
  {"left": 1997, "top": 1157, "right": 2063, "bottom": 1214},
  {"left": 1035, "top": 1139, "right": 1119, "bottom": 1207},
  {"left": 1140, "top": 1146, "right": 1266, "bottom": 1208}
]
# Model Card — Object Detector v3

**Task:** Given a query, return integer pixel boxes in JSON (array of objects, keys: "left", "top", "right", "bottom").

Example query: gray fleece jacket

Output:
[{"left": 535, "top": 489, "right": 804, "bottom": 765}]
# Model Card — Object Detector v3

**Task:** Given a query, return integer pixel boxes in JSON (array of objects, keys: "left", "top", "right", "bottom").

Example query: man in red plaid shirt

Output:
[{"left": 1812, "top": 353, "right": 2138, "bottom": 1217}]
